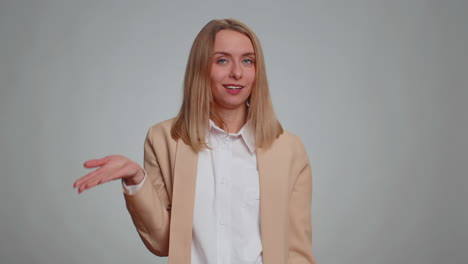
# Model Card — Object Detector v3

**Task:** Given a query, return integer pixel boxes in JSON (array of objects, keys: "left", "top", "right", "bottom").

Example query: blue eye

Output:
[
  {"left": 217, "top": 58, "right": 228, "bottom": 64},
  {"left": 243, "top": 58, "right": 254, "bottom": 64}
]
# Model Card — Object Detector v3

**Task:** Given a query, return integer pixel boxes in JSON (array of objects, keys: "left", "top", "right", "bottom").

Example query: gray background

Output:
[{"left": 1, "top": 0, "right": 466, "bottom": 263}]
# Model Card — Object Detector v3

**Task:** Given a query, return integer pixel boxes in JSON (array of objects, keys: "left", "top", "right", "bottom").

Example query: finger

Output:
[
  {"left": 94, "top": 178, "right": 111, "bottom": 186},
  {"left": 77, "top": 175, "right": 104, "bottom": 193},
  {"left": 94, "top": 162, "right": 139, "bottom": 186},
  {"left": 80, "top": 163, "right": 130, "bottom": 191},
  {"left": 82, "top": 170, "right": 119, "bottom": 191},
  {"left": 83, "top": 156, "right": 111, "bottom": 168},
  {"left": 89, "top": 166, "right": 128, "bottom": 186},
  {"left": 73, "top": 168, "right": 103, "bottom": 188},
  {"left": 78, "top": 182, "right": 89, "bottom": 193},
  {"left": 80, "top": 179, "right": 100, "bottom": 192}
]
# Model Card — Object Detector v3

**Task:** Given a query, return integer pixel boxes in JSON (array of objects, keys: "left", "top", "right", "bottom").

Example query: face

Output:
[{"left": 210, "top": 30, "right": 255, "bottom": 111}]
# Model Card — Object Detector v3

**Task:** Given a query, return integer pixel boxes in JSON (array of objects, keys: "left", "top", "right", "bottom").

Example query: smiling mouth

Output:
[{"left": 223, "top": 85, "right": 244, "bottom": 90}]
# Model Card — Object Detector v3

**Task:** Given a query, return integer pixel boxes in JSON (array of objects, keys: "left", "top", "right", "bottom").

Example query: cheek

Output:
[
  {"left": 210, "top": 73, "right": 224, "bottom": 96},
  {"left": 247, "top": 69, "right": 256, "bottom": 84},
  {"left": 210, "top": 68, "right": 226, "bottom": 85}
]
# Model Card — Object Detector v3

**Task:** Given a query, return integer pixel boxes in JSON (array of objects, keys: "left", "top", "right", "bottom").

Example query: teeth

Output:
[{"left": 225, "top": 86, "right": 243, "bottom": 89}]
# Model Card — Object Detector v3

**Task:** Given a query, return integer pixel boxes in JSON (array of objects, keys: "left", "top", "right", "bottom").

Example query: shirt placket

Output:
[{"left": 213, "top": 134, "right": 232, "bottom": 264}]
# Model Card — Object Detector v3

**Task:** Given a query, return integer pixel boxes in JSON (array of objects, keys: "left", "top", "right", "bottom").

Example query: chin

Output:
[{"left": 216, "top": 100, "right": 248, "bottom": 110}]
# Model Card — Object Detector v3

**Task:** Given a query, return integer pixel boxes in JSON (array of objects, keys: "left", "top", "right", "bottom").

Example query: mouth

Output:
[
  {"left": 223, "top": 84, "right": 244, "bottom": 95},
  {"left": 223, "top": 84, "right": 244, "bottom": 90}
]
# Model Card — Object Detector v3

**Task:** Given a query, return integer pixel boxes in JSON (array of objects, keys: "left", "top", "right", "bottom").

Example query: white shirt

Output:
[{"left": 123, "top": 121, "right": 262, "bottom": 264}]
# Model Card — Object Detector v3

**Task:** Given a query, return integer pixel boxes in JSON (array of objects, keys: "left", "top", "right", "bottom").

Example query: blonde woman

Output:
[{"left": 74, "top": 18, "right": 316, "bottom": 264}]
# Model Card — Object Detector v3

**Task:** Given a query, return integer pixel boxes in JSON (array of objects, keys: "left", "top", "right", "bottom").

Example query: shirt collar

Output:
[{"left": 208, "top": 120, "right": 256, "bottom": 154}]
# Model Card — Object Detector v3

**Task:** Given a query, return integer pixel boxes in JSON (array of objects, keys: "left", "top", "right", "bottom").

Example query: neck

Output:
[{"left": 213, "top": 105, "right": 247, "bottom": 133}]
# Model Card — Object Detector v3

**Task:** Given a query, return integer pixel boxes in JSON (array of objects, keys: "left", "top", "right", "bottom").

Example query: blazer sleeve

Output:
[
  {"left": 124, "top": 127, "right": 171, "bottom": 256},
  {"left": 288, "top": 136, "right": 317, "bottom": 264}
]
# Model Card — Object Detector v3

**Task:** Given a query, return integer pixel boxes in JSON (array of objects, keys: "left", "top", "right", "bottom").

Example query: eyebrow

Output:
[{"left": 213, "top": 51, "right": 255, "bottom": 56}]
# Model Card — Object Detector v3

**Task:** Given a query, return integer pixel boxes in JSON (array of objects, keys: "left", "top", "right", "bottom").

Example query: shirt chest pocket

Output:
[
  {"left": 243, "top": 187, "right": 260, "bottom": 208},
  {"left": 238, "top": 167, "right": 260, "bottom": 208}
]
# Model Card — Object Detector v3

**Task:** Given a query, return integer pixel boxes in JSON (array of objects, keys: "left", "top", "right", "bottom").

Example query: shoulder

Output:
[
  {"left": 148, "top": 118, "right": 175, "bottom": 134},
  {"left": 277, "top": 130, "right": 308, "bottom": 153},
  {"left": 260, "top": 129, "right": 309, "bottom": 164},
  {"left": 145, "top": 118, "right": 176, "bottom": 146}
]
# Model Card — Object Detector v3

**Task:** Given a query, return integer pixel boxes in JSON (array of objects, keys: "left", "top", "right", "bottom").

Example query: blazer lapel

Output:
[
  {"left": 168, "top": 139, "right": 198, "bottom": 264},
  {"left": 257, "top": 146, "right": 289, "bottom": 264}
]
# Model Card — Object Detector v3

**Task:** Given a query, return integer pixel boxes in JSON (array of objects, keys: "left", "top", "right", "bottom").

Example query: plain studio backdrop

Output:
[{"left": 0, "top": 0, "right": 467, "bottom": 263}]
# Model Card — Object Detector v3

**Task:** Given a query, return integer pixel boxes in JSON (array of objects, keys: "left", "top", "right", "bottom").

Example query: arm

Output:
[
  {"left": 73, "top": 126, "right": 172, "bottom": 256},
  {"left": 123, "top": 127, "right": 171, "bottom": 256},
  {"left": 288, "top": 138, "right": 317, "bottom": 264}
]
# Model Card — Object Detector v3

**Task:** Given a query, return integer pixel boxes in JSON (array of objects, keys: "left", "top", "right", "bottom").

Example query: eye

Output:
[
  {"left": 216, "top": 58, "right": 228, "bottom": 64},
  {"left": 243, "top": 58, "right": 254, "bottom": 64}
]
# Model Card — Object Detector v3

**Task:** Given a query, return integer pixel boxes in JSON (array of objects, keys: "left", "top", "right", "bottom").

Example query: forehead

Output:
[{"left": 213, "top": 30, "right": 254, "bottom": 54}]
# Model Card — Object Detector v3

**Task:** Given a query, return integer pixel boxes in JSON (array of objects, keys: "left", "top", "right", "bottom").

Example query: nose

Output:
[{"left": 229, "top": 61, "right": 242, "bottom": 80}]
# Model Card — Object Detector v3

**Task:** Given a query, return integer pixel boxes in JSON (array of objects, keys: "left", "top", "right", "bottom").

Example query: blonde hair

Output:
[{"left": 171, "top": 18, "right": 283, "bottom": 152}]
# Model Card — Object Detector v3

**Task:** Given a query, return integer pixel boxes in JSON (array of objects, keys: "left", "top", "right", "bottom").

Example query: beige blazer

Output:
[{"left": 124, "top": 119, "right": 316, "bottom": 264}]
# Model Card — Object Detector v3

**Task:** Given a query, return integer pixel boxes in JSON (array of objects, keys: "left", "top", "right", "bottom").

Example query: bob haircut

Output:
[{"left": 171, "top": 18, "right": 283, "bottom": 152}]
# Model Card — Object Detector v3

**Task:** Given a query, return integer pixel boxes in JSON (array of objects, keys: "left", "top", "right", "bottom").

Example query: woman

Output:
[{"left": 74, "top": 18, "right": 316, "bottom": 264}]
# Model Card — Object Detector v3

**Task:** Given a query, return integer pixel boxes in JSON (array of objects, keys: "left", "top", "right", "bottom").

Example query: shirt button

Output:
[{"left": 220, "top": 140, "right": 229, "bottom": 149}]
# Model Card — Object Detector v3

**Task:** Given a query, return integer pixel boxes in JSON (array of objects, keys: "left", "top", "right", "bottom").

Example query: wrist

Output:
[{"left": 124, "top": 168, "right": 145, "bottom": 186}]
